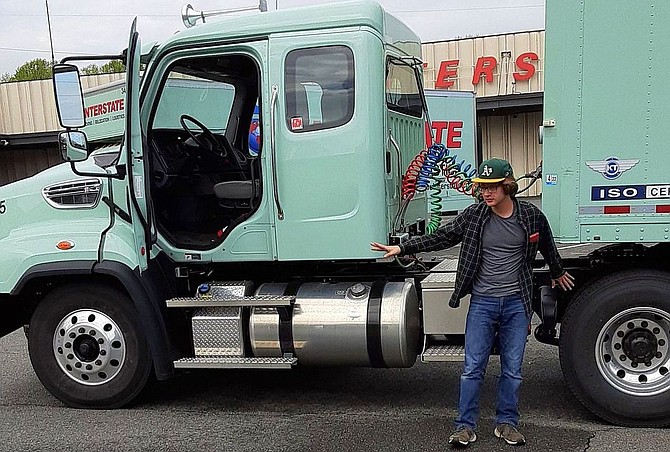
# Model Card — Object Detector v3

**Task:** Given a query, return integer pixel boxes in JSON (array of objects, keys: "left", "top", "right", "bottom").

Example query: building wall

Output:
[
  {"left": 0, "top": 73, "right": 124, "bottom": 135},
  {"left": 0, "top": 145, "right": 60, "bottom": 186},
  {"left": 422, "top": 31, "right": 544, "bottom": 96},
  {"left": 480, "top": 111, "right": 543, "bottom": 197}
]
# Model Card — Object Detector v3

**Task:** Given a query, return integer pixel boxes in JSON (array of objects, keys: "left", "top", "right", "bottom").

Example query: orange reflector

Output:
[{"left": 56, "top": 240, "right": 74, "bottom": 250}]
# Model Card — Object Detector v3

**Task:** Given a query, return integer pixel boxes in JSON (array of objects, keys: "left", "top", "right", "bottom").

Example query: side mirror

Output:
[
  {"left": 53, "top": 64, "right": 86, "bottom": 129},
  {"left": 59, "top": 131, "right": 88, "bottom": 162}
]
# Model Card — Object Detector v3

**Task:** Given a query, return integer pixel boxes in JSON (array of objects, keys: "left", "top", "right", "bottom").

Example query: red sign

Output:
[
  {"left": 425, "top": 121, "right": 463, "bottom": 148},
  {"left": 434, "top": 52, "right": 539, "bottom": 89},
  {"left": 84, "top": 98, "right": 125, "bottom": 118}
]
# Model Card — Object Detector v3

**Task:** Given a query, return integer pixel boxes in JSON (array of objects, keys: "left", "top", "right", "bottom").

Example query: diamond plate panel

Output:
[
  {"left": 431, "top": 258, "right": 459, "bottom": 272},
  {"left": 192, "top": 307, "right": 244, "bottom": 356},
  {"left": 421, "top": 271, "right": 457, "bottom": 288},
  {"left": 421, "top": 344, "right": 466, "bottom": 362},
  {"left": 197, "top": 281, "right": 252, "bottom": 298},
  {"left": 173, "top": 356, "right": 297, "bottom": 369}
]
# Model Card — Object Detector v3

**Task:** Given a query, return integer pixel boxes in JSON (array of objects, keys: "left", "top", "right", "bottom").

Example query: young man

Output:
[{"left": 371, "top": 158, "right": 574, "bottom": 447}]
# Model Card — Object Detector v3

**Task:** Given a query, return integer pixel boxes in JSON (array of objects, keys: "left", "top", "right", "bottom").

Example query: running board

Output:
[
  {"left": 166, "top": 294, "right": 295, "bottom": 308},
  {"left": 421, "top": 344, "right": 465, "bottom": 363},
  {"left": 173, "top": 356, "right": 298, "bottom": 369}
]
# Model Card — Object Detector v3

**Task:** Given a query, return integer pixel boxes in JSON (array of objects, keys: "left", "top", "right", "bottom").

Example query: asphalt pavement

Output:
[{"left": 1, "top": 327, "right": 668, "bottom": 451}]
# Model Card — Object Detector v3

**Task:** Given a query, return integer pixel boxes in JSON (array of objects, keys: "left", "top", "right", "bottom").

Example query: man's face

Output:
[{"left": 478, "top": 182, "right": 506, "bottom": 207}]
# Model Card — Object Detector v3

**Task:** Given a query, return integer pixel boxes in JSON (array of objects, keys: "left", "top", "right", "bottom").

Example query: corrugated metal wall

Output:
[
  {"left": 422, "top": 31, "right": 545, "bottom": 96},
  {"left": 480, "top": 111, "right": 543, "bottom": 196},
  {"left": 0, "top": 73, "right": 124, "bottom": 134},
  {"left": 0, "top": 146, "right": 61, "bottom": 186}
]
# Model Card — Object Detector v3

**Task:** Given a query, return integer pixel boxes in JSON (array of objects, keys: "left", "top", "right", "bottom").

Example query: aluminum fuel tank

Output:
[{"left": 249, "top": 281, "right": 420, "bottom": 367}]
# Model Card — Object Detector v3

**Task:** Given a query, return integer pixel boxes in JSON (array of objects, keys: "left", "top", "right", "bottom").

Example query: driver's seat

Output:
[{"left": 213, "top": 180, "right": 257, "bottom": 208}]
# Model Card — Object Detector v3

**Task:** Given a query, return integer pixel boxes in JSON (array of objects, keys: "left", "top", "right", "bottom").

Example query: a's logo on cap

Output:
[{"left": 481, "top": 165, "right": 492, "bottom": 176}]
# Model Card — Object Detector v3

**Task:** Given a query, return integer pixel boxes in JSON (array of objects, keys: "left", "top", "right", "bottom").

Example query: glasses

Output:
[{"left": 478, "top": 183, "right": 502, "bottom": 193}]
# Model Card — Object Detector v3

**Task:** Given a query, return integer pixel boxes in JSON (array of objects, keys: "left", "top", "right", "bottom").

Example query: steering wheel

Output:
[{"left": 179, "top": 114, "right": 229, "bottom": 157}]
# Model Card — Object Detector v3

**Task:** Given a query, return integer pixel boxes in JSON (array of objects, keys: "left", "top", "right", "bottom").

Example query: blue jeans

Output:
[{"left": 455, "top": 294, "right": 529, "bottom": 430}]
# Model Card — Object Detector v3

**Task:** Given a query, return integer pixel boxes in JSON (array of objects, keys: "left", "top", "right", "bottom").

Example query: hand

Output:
[
  {"left": 552, "top": 271, "right": 575, "bottom": 291},
  {"left": 370, "top": 242, "right": 401, "bottom": 259}
]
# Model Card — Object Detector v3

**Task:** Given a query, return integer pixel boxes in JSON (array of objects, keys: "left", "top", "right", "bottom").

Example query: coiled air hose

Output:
[{"left": 397, "top": 143, "right": 476, "bottom": 234}]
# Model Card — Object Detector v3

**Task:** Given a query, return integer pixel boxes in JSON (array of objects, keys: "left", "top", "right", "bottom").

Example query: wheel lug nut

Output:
[
  {"left": 631, "top": 362, "right": 638, "bottom": 368},
  {"left": 614, "top": 343, "right": 622, "bottom": 350},
  {"left": 620, "top": 355, "right": 627, "bottom": 361},
  {"left": 100, "top": 350, "right": 106, "bottom": 356},
  {"left": 95, "top": 360, "right": 102, "bottom": 366},
  {"left": 656, "top": 352, "right": 663, "bottom": 358}
]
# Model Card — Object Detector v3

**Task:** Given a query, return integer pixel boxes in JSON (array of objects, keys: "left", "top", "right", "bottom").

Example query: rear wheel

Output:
[
  {"left": 559, "top": 269, "right": 670, "bottom": 426},
  {"left": 28, "top": 283, "right": 152, "bottom": 409}
]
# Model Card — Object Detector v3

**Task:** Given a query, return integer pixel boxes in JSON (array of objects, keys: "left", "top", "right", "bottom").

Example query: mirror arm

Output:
[{"left": 68, "top": 162, "right": 127, "bottom": 180}]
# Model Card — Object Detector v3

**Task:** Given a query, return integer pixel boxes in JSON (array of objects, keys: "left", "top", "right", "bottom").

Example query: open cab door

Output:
[{"left": 125, "top": 19, "right": 152, "bottom": 272}]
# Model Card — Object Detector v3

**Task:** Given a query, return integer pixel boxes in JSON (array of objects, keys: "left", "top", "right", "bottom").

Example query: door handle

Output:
[{"left": 270, "top": 84, "right": 284, "bottom": 220}]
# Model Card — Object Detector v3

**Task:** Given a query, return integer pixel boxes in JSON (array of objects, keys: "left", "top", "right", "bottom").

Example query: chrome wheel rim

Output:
[
  {"left": 53, "top": 309, "right": 126, "bottom": 386},
  {"left": 596, "top": 307, "right": 670, "bottom": 396}
]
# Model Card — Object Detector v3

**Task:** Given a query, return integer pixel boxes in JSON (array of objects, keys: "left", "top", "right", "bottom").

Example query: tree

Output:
[
  {"left": 4, "top": 58, "right": 53, "bottom": 82},
  {"left": 100, "top": 60, "right": 125, "bottom": 73},
  {"left": 81, "top": 60, "right": 125, "bottom": 76},
  {"left": 81, "top": 64, "right": 100, "bottom": 75}
]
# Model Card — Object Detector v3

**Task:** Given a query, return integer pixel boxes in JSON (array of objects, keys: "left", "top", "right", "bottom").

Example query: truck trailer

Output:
[{"left": 0, "top": 0, "right": 669, "bottom": 428}]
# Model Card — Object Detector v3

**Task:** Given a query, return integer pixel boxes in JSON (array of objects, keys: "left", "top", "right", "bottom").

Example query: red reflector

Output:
[
  {"left": 604, "top": 206, "right": 630, "bottom": 214},
  {"left": 56, "top": 240, "right": 74, "bottom": 250},
  {"left": 140, "top": 246, "right": 146, "bottom": 256},
  {"left": 656, "top": 205, "right": 670, "bottom": 213}
]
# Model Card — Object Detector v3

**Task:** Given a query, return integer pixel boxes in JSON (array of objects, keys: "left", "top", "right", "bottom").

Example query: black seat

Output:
[{"left": 213, "top": 180, "right": 254, "bottom": 200}]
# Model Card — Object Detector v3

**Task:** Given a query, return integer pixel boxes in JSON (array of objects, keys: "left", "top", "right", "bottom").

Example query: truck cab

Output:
[{"left": 0, "top": 1, "right": 435, "bottom": 409}]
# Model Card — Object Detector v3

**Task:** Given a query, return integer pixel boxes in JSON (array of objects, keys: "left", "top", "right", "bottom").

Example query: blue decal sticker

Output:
[{"left": 591, "top": 185, "right": 647, "bottom": 201}]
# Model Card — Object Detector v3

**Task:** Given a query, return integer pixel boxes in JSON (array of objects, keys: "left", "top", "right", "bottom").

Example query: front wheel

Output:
[
  {"left": 28, "top": 283, "right": 152, "bottom": 409},
  {"left": 559, "top": 269, "right": 670, "bottom": 427}
]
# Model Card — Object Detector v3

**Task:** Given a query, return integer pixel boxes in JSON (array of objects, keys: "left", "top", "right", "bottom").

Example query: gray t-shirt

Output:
[{"left": 472, "top": 206, "right": 525, "bottom": 297}]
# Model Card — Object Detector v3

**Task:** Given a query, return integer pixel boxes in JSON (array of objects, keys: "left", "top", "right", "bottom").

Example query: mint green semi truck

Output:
[
  {"left": 0, "top": 0, "right": 669, "bottom": 427},
  {"left": 538, "top": 0, "right": 670, "bottom": 427}
]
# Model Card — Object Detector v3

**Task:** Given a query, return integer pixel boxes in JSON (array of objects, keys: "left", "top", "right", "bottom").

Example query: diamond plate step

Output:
[
  {"left": 421, "top": 344, "right": 465, "bottom": 363},
  {"left": 174, "top": 356, "right": 298, "bottom": 369},
  {"left": 166, "top": 294, "right": 295, "bottom": 308}
]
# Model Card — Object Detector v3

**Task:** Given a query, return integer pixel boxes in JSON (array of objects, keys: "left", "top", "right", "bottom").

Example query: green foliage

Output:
[
  {"left": 100, "top": 60, "right": 125, "bottom": 73},
  {"left": 3, "top": 58, "right": 53, "bottom": 82},
  {"left": 81, "top": 64, "right": 100, "bottom": 75},
  {"left": 1, "top": 58, "right": 125, "bottom": 83},
  {"left": 81, "top": 60, "right": 125, "bottom": 76}
]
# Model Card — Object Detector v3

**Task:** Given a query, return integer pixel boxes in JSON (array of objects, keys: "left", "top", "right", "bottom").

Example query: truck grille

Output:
[{"left": 42, "top": 178, "right": 102, "bottom": 209}]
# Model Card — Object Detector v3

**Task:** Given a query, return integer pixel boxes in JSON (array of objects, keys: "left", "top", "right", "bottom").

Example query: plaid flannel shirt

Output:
[{"left": 400, "top": 199, "right": 564, "bottom": 316}]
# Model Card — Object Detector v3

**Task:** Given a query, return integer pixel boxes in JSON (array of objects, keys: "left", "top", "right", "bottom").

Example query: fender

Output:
[{"left": 93, "top": 260, "right": 176, "bottom": 380}]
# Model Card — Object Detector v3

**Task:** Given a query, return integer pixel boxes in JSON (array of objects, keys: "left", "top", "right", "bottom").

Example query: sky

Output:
[{"left": 0, "top": 0, "right": 544, "bottom": 76}]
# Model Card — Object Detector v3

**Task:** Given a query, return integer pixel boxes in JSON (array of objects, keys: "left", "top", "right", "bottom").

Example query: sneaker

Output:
[
  {"left": 448, "top": 427, "right": 477, "bottom": 447},
  {"left": 494, "top": 423, "right": 526, "bottom": 445}
]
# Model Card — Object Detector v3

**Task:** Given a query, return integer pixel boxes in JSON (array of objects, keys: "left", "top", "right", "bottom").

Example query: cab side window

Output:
[{"left": 284, "top": 46, "right": 354, "bottom": 133}]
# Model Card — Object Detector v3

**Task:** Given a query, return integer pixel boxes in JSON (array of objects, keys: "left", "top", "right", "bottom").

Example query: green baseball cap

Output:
[{"left": 472, "top": 158, "right": 514, "bottom": 183}]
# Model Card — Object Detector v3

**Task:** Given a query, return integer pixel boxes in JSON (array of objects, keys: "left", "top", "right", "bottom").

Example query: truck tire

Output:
[
  {"left": 28, "top": 283, "right": 152, "bottom": 409},
  {"left": 559, "top": 269, "right": 670, "bottom": 427}
]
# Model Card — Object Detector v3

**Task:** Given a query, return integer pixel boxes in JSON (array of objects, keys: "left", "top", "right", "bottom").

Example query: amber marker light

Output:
[{"left": 56, "top": 240, "right": 74, "bottom": 250}]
